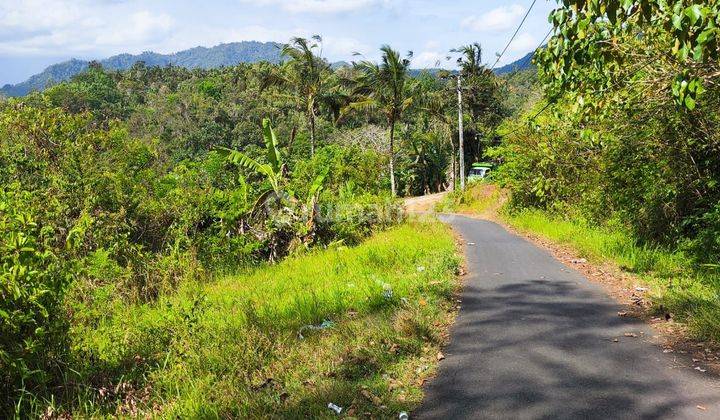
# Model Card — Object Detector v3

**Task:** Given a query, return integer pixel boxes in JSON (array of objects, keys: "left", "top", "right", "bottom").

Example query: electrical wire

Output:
[{"left": 490, "top": 0, "right": 538, "bottom": 70}]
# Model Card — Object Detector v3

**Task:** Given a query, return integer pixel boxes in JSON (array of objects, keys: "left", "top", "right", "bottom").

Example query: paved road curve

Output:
[{"left": 417, "top": 215, "right": 720, "bottom": 419}]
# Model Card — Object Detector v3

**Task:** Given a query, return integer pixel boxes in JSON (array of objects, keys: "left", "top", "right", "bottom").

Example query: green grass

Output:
[
  {"left": 41, "top": 220, "right": 460, "bottom": 418},
  {"left": 442, "top": 184, "right": 720, "bottom": 343},
  {"left": 434, "top": 181, "right": 501, "bottom": 215}
]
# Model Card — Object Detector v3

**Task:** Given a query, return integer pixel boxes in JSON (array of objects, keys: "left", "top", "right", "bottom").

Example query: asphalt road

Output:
[{"left": 416, "top": 215, "right": 720, "bottom": 419}]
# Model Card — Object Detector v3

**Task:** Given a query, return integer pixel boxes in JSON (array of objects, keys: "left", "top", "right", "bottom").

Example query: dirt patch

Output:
[{"left": 403, "top": 192, "right": 448, "bottom": 213}]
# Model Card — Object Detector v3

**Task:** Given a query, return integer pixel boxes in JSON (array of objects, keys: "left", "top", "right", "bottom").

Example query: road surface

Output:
[{"left": 416, "top": 214, "right": 720, "bottom": 419}]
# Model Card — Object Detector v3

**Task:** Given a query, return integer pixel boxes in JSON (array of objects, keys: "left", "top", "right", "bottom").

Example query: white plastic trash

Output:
[{"left": 328, "top": 403, "right": 343, "bottom": 415}]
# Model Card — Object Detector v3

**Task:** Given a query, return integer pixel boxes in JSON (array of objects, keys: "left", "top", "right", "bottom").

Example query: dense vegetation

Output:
[
  {"left": 489, "top": 1, "right": 720, "bottom": 339},
  {"left": 0, "top": 36, "right": 506, "bottom": 416}
]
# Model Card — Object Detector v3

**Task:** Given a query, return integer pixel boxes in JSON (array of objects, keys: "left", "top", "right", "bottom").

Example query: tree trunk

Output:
[
  {"left": 457, "top": 76, "right": 466, "bottom": 190},
  {"left": 389, "top": 120, "right": 396, "bottom": 197},
  {"left": 308, "top": 105, "right": 316, "bottom": 157},
  {"left": 449, "top": 124, "right": 456, "bottom": 191}
]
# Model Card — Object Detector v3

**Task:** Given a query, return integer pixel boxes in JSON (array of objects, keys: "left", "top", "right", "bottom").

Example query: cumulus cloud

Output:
[
  {"left": 413, "top": 51, "right": 445, "bottom": 69},
  {"left": 507, "top": 32, "right": 537, "bottom": 53},
  {"left": 461, "top": 5, "right": 526, "bottom": 32},
  {"left": 0, "top": 1, "right": 174, "bottom": 55}
]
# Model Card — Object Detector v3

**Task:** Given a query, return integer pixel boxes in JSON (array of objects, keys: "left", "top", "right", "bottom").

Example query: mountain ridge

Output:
[
  {"left": 1, "top": 41, "right": 284, "bottom": 97},
  {"left": 494, "top": 51, "right": 535, "bottom": 75}
]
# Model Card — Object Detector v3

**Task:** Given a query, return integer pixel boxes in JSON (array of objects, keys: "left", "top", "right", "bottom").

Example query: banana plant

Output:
[
  {"left": 217, "top": 118, "right": 328, "bottom": 218},
  {"left": 219, "top": 118, "right": 283, "bottom": 194}
]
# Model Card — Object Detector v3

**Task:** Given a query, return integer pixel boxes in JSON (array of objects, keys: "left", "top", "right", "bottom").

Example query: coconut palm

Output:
[
  {"left": 261, "top": 36, "right": 330, "bottom": 157},
  {"left": 451, "top": 43, "right": 484, "bottom": 76},
  {"left": 345, "top": 45, "right": 413, "bottom": 196}
]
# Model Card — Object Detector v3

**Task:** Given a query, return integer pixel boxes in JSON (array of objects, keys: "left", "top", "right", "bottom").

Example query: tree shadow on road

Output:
[{"left": 417, "top": 277, "right": 720, "bottom": 419}]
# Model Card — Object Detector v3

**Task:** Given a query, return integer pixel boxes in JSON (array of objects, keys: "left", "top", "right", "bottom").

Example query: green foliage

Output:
[
  {"left": 0, "top": 186, "right": 71, "bottom": 406},
  {"left": 537, "top": 0, "right": 720, "bottom": 110},
  {"left": 347, "top": 45, "right": 415, "bottom": 196},
  {"left": 497, "top": 1, "right": 720, "bottom": 257},
  {"left": 62, "top": 221, "right": 458, "bottom": 418}
]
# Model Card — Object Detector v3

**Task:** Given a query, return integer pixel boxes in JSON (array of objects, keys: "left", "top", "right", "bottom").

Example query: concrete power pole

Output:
[{"left": 457, "top": 75, "right": 465, "bottom": 190}]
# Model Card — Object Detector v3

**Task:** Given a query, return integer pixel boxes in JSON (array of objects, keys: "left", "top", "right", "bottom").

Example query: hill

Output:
[
  {"left": 494, "top": 51, "right": 534, "bottom": 75},
  {"left": 0, "top": 41, "right": 283, "bottom": 97}
]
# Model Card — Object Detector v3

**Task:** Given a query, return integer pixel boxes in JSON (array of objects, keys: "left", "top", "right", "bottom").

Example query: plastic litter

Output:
[
  {"left": 399, "top": 412, "right": 409, "bottom": 420},
  {"left": 381, "top": 282, "right": 393, "bottom": 300},
  {"left": 298, "top": 320, "right": 334, "bottom": 339},
  {"left": 327, "top": 403, "right": 343, "bottom": 415},
  {"left": 417, "top": 266, "right": 426, "bottom": 272}
]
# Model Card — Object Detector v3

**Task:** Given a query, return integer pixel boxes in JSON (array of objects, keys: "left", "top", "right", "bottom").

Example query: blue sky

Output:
[{"left": 0, "top": 0, "right": 556, "bottom": 85}]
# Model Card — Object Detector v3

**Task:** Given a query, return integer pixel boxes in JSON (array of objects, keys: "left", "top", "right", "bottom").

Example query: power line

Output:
[
  {"left": 490, "top": 0, "right": 538, "bottom": 70},
  {"left": 534, "top": 27, "right": 553, "bottom": 54}
]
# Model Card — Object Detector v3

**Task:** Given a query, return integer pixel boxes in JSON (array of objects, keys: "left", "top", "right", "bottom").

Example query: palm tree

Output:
[
  {"left": 346, "top": 45, "right": 413, "bottom": 196},
  {"left": 262, "top": 36, "right": 329, "bottom": 157},
  {"left": 450, "top": 42, "right": 505, "bottom": 162},
  {"left": 451, "top": 43, "right": 483, "bottom": 76}
]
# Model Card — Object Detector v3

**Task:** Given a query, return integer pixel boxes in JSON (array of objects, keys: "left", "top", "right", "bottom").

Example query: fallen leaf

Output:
[
  {"left": 613, "top": 338, "right": 619, "bottom": 343},
  {"left": 361, "top": 390, "right": 382, "bottom": 406},
  {"left": 624, "top": 332, "right": 638, "bottom": 338},
  {"left": 617, "top": 311, "right": 628, "bottom": 317},
  {"left": 437, "top": 352, "right": 445, "bottom": 361}
]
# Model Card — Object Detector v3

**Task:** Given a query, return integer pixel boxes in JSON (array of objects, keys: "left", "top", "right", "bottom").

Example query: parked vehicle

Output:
[{"left": 467, "top": 162, "right": 493, "bottom": 182}]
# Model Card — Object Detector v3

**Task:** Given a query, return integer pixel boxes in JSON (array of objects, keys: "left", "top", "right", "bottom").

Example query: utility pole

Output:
[{"left": 457, "top": 75, "right": 465, "bottom": 190}]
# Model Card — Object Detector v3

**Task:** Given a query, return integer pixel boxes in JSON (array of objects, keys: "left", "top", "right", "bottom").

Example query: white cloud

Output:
[
  {"left": 322, "top": 36, "right": 371, "bottom": 57},
  {"left": 423, "top": 40, "right": 440, "bottom": 50},
  {"left": 507, "top": 32, "right": 536, "bottom": 53},
  {"left": 0, "top": 1, "right": 174, "bottom": 56},
  {"left": 95, "top": 11, "right": 174, "bottom": 47},
  {"left": 246, "top": 0, "right": 389, "bottom": 14},
  {"left": 413, "top": 51, "right": 445, "bottom": 69},
  {"left": 461, "top": 5, "right": 526, "bottom": 32}
]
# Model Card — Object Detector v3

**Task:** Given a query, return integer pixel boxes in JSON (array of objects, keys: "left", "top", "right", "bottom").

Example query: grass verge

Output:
[
  {"left": 39, "top": 220, "right": 460, "bottom": 418},
  {"left": 439, "top": 183, "right": 720, "bottom": 343}
]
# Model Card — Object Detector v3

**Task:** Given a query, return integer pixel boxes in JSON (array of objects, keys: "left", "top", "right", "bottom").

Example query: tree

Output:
[
  {"left": 452, "top": 43, "right": 483, "bottom": 76},
  {"left": 347, "top": 46, "right": 414, "bottom": 196},
  {"left": 537, "top": 1, "right": 720, "bottom": 111},
  {"left": 451, "top": 43, "right": 506, "bottom": 162},
  {"left": 263, "top": 36, "right": 330, "bottom": 156}
]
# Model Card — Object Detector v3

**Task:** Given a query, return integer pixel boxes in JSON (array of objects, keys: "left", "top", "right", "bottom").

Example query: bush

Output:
[{"left": 1, "top": 186, "right": 71, "bottom": 407}]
